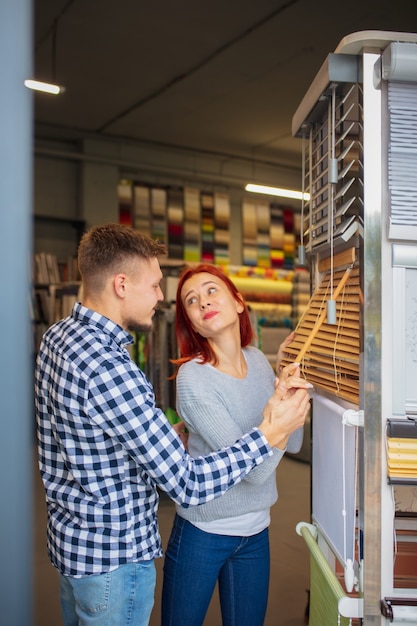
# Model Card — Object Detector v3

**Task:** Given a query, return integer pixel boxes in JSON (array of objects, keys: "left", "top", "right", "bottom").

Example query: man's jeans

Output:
[{"left": 59, "top": 560, "right": 156, "bottom": 626}]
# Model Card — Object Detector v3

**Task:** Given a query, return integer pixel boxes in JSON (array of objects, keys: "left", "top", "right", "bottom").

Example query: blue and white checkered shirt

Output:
[{"left": 35, "top": 303, "right": 272, "bottom": 577}]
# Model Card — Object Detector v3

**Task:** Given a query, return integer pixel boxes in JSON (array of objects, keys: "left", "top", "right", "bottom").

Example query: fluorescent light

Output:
[
  {"left": 245, "top": 183, "right": 310, "bottom": 201},
  {"left": 24, "top": 79, "right": 64, "bottom": 95}
]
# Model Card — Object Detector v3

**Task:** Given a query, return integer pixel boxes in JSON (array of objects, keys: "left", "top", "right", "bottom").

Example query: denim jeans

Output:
[
  {"left": 161, "top": 515, "right": 270, "bottom": 626},
  {"left": 59, "top": 560, "right": 156, "bottom": 626}
]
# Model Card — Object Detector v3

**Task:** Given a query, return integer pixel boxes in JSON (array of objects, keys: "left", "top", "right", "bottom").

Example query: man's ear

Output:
[{"left": 114, "top": 273, "right": 127, "bottom": 298}]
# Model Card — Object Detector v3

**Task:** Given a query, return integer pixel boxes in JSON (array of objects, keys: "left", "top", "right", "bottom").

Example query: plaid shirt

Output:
[{"left": 35, "top": 303, "right": 272, "bottom": 577}]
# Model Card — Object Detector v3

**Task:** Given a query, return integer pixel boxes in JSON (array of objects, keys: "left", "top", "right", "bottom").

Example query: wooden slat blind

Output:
[{"left": 281, "top": 248, "right": 360, "bottom": 405}]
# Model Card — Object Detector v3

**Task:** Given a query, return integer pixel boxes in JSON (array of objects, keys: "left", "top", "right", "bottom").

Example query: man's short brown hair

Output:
[{"left": 78, "top": 223, "right": 167, "bottom": 293}]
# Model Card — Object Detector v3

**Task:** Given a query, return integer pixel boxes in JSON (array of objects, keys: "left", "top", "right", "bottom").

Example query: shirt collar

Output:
[{"left": 72, "top": 301, "right": 134, "bottom": 347}]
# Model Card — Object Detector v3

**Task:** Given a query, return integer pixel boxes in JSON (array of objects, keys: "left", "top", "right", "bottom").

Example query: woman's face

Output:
[{"left": 181, "top": 272, "right": 243, "bottom": 339}]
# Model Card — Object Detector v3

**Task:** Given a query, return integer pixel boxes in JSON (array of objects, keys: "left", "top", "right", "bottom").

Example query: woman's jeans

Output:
[
  {"left": 59, "top": 560, "right": 156, "bottom": 626},
  {"left": 161, "top": 514, "right": 270, "bottom": 626}
]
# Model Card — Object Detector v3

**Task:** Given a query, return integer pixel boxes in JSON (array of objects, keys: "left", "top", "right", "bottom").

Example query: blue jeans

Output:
[
  {"left": 59, "top": 560, "right": 156, "bottom": 626},
  {"left": 161, "top": 515, "right": 270, "bottom": 626}
]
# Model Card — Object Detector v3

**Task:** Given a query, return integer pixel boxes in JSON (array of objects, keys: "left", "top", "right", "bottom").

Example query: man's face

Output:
[{"left": 123, "top": 257, "right": 164, "bottom": 333}]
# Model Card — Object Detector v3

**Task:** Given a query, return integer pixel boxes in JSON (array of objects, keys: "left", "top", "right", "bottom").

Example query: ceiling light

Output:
[
  {"left": 25, "top": 15, "right": 66, "bottom": 96},
  {"left": 245, "top": 183, "right": 310, "bottom": 201},
  {"left": 24, "top": 79, "right": 65, "bottom": 95}
]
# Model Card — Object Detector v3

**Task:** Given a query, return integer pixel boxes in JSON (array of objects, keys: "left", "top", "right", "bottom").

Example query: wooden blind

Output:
[{"left": 281, "top": 247, "right": 360, "bottom": 405}]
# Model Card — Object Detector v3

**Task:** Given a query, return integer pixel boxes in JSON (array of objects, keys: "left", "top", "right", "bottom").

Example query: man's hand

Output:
[{"left": 259, "top": 384, "right": 311, "bottom": 450}]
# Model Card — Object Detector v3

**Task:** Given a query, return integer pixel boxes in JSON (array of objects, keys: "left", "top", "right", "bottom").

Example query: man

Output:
[{"left": 35, "top": 223, "right": 310, "bottom": 626}]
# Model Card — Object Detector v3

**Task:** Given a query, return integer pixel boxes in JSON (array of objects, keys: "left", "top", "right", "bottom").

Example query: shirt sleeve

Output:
[{"left": 85, "top": 356, "right": 273, "bottom": 507}]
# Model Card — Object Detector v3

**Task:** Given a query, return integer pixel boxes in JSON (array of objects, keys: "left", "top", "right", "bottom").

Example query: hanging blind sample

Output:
[
  {"left": 301, "top": 83, "right": 363, "bottom": 253},
  {"left": 118, "top": 180, "right": 133, "bottom": 225},
  {"left": 242, "top": 201, "right": 295, "bottom": 269},
  {"left": 242, "top": 200, "right": 258, "bottom": 266},
  {"left": 270, "top": 204, "right": 285, "bottom": 268},
  {"left": 150, "top": 187, "right": 167, "bottom": 243},
  {"left": 167, "top": 187, "right": 184, "bottom": 259},
  {"left": 201, "top": 192, "right": 215, "bottom": 263},
  {"left": 133, "top": 185, "right": 151, "bottom": 234},
  {"left": 310, "top": 393, "right": 358, "bottom": 567},
  {"left": 392, "top": 246, "right": 417, "bottom": 415},
  {"left": 214, "top": 193, "right": 230, "bottom": 265},
  {"left": 387, "top": 419, "right": 417, "bottom": 485},
  {"left": 299, "top": 524, "right": 355, "bottom": 626},
  {"left": 388, "top": 81, "right": 417, "bottom": 239},
  {"left": 256, "top": 201, "right": 270, "bottom": 268},
  {"left": 183, "top": 187, "right": 200, "bottom": 263},
  {"left": 281, "top": 247, "right": 360, "bottom": 405}
]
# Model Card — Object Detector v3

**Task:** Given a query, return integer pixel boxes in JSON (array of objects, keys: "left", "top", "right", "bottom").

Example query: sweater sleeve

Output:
[
  {"left": 286, "top": 425, "right": 304, "bottom": 453},
  {"left": 177, "top": 361, "right": 284, "bottom": 485}
]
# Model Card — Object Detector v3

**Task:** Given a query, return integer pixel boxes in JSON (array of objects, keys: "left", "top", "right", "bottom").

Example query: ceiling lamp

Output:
[
  {"left": 245, "top": 183, "right": 310, "bottom": 201},
  {"left": 25, "top": 15, "right": 65, "bottom": 96},
  {"left": 24, "top": 79, "right": 64, "bottom": 95}
]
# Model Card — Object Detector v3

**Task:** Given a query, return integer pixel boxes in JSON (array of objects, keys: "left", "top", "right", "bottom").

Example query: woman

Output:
[{"left": 161, "top": 264, "right": 310, "bottom": 626}]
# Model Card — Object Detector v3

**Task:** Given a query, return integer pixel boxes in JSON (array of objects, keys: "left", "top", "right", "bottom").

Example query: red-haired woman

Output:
[{"left": 161, "top": 264, "right": 310, "bottom": 626}]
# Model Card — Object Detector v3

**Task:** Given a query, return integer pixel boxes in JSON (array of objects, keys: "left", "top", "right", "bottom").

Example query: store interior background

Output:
[
  {"left": 3, "top": 0, "right": 415, "bottom": 624},
  {"left": 33, "top": 0, "right": 414, "bottom": 261}
]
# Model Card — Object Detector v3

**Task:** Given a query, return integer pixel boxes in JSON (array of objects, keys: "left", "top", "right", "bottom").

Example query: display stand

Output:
[{"left": 289, "top": 31, "right": 417, "bottom": 625}]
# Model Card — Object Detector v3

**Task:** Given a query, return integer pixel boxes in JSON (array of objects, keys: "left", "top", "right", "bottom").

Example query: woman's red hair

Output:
[{"left": 172, "top": 264, "right": 253, "bottom": 371}]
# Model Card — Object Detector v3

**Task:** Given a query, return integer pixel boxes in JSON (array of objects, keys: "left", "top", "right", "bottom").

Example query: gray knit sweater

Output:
[{"left": 175, "top": 346, "right": 303, "bottom": 522}]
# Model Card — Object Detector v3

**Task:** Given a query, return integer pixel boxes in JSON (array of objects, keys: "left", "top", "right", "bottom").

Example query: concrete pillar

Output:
[{"left": 0, "top": 1, "right": 34, "bottom": 624}]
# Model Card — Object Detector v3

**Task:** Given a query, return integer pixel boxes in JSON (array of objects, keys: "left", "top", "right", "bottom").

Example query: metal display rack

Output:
[{"left": 289, "top": 31, "right": 417, "bottom": 625}]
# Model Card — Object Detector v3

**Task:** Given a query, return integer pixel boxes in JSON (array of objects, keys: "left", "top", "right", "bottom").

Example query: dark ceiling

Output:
[{"left": 33, "top": 0, "right": 416, "bottom": 173}]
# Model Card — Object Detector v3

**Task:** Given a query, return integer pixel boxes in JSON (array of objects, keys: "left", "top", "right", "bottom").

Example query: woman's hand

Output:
[{"left": 275, "top": 361, "right": 312, "bottom": 399}]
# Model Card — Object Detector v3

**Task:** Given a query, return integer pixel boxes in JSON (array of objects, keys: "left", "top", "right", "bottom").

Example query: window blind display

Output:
[
  {"left": 183, "top": 187, "right": 200, "bottom": 263},
  {"left": 242, "top": 201, "right": 297, "bottom": 269},
  {"left": 201, "top": 191, "right": 215, "bottom": 263},
  {"left": 214, "top": 192, "right": 231, "bottom": 265},
  {"left": 387, "top": 419, "right": 417, "bottom": 485},
  {"left": 119, "top": 181, "right": 299, "bottom": 270},
  {"left": 298, "top": 524, "right": 354, "bottom": 626},
  {"left": 281, "top": 248, "right": 360, "bottom": 405}
]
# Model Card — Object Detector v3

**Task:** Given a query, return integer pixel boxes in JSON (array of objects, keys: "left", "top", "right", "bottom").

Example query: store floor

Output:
[{"left": 34, "top": 452, "right": 311, "bottom": 626}]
